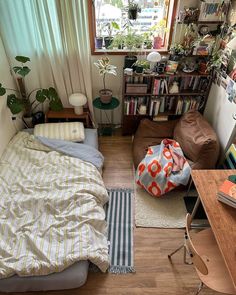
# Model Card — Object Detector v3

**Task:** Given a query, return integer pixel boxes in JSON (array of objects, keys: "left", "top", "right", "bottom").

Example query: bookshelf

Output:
[{"left": 122, "top": 72, "right": 212, "bottom": 135}]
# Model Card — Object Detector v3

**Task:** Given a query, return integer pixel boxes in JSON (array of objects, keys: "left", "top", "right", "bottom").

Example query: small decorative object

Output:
[
  {"left": 127, "top": 0, "right": 141, "bottom": 20},
  {"left": 169, "top": 81, "right": 179, "bottom": 94},
  {"left": 124, "top": 68, "right": 133, "bottom": 75},
  {"left": 147, "top": 51, "right": 162, "bottom": 71},
  {"left": 0, "top": 55, "right": 62, "bottom": 127},
  {"left": 94, "top": 56, "right": 117, "bottom": 104},
  {"left": 198, "top": 61, "right": 208, "bottom": 74},
  {"left": 182, "top": 60, "right": 196, "bottom": 73},
  {"left": 165, "top": 60, "right": 179, "bottom": 74},
  {"left": 139, "top": 105, "right": 147, "bottom": 115},
  {"left": 69, "top": 93, "right": 87, "bottom": 115},
  {"left": 198, "top": 25, "right": 209, "bottom": 36}
]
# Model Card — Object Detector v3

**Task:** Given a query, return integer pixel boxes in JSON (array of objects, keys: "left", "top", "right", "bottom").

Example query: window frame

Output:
[{"left": 88, "top": 0, "right": 178, "bottom": 55}]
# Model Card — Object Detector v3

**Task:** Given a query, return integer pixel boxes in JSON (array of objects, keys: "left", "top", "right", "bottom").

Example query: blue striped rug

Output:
[{"left": 106, "top": 188, "right": 135, "bottom": 274}]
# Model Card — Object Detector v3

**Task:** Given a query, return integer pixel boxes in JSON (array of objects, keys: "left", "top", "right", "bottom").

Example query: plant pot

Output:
[
  {"left": 128, "top": 8, "right": 138, "bottom": 20},
  {"left": 153, "top": 36, "right": 163, "bottom": 49},
  {"left": 95, "top": 37, "right": 103, "bottom": 49},
  {"left": 99, "top": 89, "right": 112, "bottom": 104},
  {"left": 32, "top": 111, "right": 45, "bottom": 125},
  {"left": 144, "top": 40, "right": 153, "bottom": 49},
  {"left": 169, "top": 54, "right": 182, "bottom": 62},
  {"left": 124, "top": 55, "right": 137, "bottom": 69},
  {"left": 135, "top": 66, "right": 144, "bottom": 74},
  {"left": 104, "top": 37, "right": 113, "bottom": 49}
]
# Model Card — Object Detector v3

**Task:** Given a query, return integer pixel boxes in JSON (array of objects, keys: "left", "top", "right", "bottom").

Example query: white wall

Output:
[
  {"left": 0, "top": 36, "right": 22, "bottom": 157},
  {"left": 204, "top": 82, "right": 236, "bottom": 159}
]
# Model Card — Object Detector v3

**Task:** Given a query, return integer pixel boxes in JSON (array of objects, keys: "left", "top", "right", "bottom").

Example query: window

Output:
[{"left": 88, "top": 0, "right": 177, "bottom": 54}]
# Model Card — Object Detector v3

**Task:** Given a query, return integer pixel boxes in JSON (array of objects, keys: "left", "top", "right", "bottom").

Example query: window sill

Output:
[{"left": 91, "top": 48, "right": 169, "bottom": 55}]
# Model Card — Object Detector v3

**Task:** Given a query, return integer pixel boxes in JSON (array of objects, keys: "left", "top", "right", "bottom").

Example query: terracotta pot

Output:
[
  {"left": 153, "top": 36, "right": 163, "bottom": 49},
  {"left": 99, "top": 89, "right": 112, "bottom": 104}
]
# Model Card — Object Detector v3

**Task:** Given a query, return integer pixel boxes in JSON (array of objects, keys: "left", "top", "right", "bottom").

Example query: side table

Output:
[
  {"left": 93, "top": 97, "right": 120, "bottom": 135},
  {"left": 45, "top": 108, "right": 90, "bottom": 127}
]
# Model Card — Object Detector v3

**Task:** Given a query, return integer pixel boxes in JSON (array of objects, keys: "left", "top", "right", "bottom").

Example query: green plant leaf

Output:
[
  {"left": 36, "top": 89, "right": 49, "bottom": 102},
  {"left": 0, "top": 83, "right": 6, "bottom": 96},
  {"left": 15, "top": 56, "right": 30, "bottom": 63},
  {"left": 111, "top": 21, "right": 120, "bottom": 30},
  {"left": 49, "top": 98, "right": 63, "bottom": 111},
  {"left": 13, "top": 66, "right": 31, "bottom": 77},
  {"left": 7, "top": 94, "right": 25, "bottom": 114}
]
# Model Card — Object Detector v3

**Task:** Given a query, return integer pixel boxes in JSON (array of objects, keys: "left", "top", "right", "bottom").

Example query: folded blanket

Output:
[{"left": 136, "top": 139, "right": 191, "bottom": 197}]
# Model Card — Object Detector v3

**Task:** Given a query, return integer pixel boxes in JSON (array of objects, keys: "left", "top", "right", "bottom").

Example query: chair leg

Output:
[
  {"left": 183, "top": 246, "right": 193, "bottom": 265},
  {"left": 168, "top": 244, "right": 184, "bottom": 259},
  {"left": 195, "top": 282, "right": 204, "bottom": 295}
]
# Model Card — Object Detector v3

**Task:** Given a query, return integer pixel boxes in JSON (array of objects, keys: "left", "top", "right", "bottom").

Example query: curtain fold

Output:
[{"left": 0, "top": 0, "right": 94, "bottom": 121}]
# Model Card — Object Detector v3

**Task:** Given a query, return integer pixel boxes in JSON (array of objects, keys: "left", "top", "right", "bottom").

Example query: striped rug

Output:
[{"left": 106, "top": 188, "right": 135, "bottom": 274}]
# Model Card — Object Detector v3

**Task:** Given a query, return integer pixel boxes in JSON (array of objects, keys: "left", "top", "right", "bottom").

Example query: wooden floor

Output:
[{"left": 5, "top": 132, "right": 224, "bottom": 295}]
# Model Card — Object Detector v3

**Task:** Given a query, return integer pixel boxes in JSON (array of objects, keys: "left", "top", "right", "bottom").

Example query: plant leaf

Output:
[
  {"left": 13, "top": 66, "right": 31, "bottom": 77},
  {"left": 49, "top": 97, "right": 63, "bottom": 111},
  {"left": 15, "top": 56, "right": 30, "bottom": 63},
  {"left": 36, "top": 89, "right": 49, "bottom": 102},
  {"left": 0, "top": 84, "right": 6, "bottom": 96},
  {"left": 7, "top": 94, "right": 25, "bottom": 114}
]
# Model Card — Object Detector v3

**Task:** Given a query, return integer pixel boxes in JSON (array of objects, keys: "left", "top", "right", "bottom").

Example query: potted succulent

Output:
[
  {"left": 133, "top": 59, "right": 150, "bottom": 73},
  {"left": 104, "top": 21, "right": 120, "bottom": 49},
  {"left": 0, "top": 55, "right": 63, "bottom": 127},
  {"left": 94, "top": 56, "right": 117, "bottom": 104},
  {"left": 127, "top": 1, "right": 141, "bottom": 20}
]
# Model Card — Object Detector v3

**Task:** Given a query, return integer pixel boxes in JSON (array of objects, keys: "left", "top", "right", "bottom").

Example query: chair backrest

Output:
[{"left": 185, "top": 213, "right": 208, "bottom": 275}]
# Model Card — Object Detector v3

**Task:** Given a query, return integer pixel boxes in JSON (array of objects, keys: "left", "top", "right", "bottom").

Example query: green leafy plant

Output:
[
  {"left": 169, "top": 44, "right": 187, "bottom": 56},
  {"left": 94, "top": 57, "right": 117, "bottom": 90},
  {"left": 207, "top": 51, "right": 223, "bottom": 71},
  {"left": 134, "top": 59, "right": 150, "bottom": 69},
  {"left": 0, "top": 56, "right": 63, "bottom": 116},
  {"left": 105, "top": 21, "right": 120, "bottom": 37}
]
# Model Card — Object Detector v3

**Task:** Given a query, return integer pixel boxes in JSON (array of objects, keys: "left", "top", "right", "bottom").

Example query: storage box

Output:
[{"left": 126, "top": 83, "right": 147, "bottom": 94}]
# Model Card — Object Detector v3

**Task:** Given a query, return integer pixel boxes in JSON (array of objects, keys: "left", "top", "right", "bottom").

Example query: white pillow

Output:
[{"left": 34, "top": 122, "right": 85, "bottom": 142}]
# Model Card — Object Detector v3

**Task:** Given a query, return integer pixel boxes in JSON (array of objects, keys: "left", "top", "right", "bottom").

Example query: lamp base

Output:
[{"left": 74, "top": 106, "right": 83, "bottom": 115}]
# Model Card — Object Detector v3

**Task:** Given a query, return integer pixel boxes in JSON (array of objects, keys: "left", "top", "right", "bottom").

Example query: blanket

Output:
[
  {"left": 136, "top": 139, "right": 191, "bottom": 197},
  {"left": 0, "top": 132, "right": 109, "bottom": 279}
]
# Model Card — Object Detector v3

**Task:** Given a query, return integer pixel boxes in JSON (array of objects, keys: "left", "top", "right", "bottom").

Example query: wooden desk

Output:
[
  {"left": 191, "top": 170, "right": 236, "bottom": 290},
  {"left": 45, "top": 108, "right": 90, "bottom": 127}
]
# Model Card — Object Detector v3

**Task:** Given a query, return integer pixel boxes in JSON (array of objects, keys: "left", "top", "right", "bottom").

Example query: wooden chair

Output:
[{"left": 168, "top": 214, "right": 236, "bottom": 295}]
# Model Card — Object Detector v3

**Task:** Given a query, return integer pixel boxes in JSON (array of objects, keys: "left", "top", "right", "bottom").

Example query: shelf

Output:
[
  {"left": 177, "top": 20, "right": 224, "bottom": 25},
  {"left": 124, "top": 112, "right": 181, "bottom": 117},
  {"left": 124, "top": 92, "right": 206, "bottom": 96},
  {"left": 126, "top": 71, "right": 210, "bottom": 78}
]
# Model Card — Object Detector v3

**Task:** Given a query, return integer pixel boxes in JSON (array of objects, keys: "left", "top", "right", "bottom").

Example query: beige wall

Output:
[{"left": 0, "top": 37, "right": 22, "bottom": 157}]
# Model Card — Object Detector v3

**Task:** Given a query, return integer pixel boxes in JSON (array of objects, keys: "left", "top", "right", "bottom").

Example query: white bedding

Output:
[{"left": 0, "top": 132, "right": 109, "bottom": 279}]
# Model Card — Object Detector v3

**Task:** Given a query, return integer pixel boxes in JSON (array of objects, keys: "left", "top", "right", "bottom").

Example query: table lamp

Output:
[
  {"left": 147, "top": 51, "right": 162, "bottom": 70},
  {"left": 69, "top": 93, "right": 87, "bottom": 115}
]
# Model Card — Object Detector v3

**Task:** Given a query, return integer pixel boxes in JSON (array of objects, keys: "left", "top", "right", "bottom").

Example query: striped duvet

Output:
[{"left": 0, "top": 132, "right": 109, "bottom": 279}]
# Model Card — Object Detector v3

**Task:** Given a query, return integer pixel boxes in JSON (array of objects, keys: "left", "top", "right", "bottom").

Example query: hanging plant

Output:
[{"left": 127, "top": 1, "right": 141, "bottom": 20}]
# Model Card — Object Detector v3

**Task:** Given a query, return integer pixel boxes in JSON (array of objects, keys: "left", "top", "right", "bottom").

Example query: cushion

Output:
[
  {"left": 173, "top": 110, "right": 219, "bottom": 166},
  {"left": 34, "top": 122, "right": 85, "bottom": 142}
]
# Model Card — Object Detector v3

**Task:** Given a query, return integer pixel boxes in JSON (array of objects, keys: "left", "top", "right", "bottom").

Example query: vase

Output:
[
  {"left": 95, "top": 37, "right": 103, "bottom": 49},
  {"left": 153, "top": 36, "right": 163, "bottom": 49},
  {"left": 104, "top": 37, "right": 113, "bottom": 49}
]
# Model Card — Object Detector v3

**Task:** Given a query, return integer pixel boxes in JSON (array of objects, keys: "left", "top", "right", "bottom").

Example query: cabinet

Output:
[{"left": 122, "top": 72, "right": 212, "bottom": 135}]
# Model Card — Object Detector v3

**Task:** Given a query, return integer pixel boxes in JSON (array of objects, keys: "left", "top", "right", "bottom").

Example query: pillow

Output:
[{"left": 34, "top": 122, "right": 85, "bottom": 142}]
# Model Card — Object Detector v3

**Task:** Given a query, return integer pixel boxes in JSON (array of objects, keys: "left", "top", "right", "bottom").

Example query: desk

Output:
[
  {"left": 191, "top": 170, "right": 236, "bottom": 290},
  {"left": 45, "top": 108, "right": 90, "bottom": 127}
]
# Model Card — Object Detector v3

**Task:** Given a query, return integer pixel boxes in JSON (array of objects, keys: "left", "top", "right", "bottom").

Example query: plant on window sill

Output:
[{"left": 0, "top": 55, "right": 63, "bottom": 126}]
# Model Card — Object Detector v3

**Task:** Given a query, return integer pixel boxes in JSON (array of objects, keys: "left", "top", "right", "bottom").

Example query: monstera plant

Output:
[{"left": 0, "top": 55, "right": 63, "bottom": 126}]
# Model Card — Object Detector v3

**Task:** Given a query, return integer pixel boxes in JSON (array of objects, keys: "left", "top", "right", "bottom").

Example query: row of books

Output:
[
  {"left": 217, "top": 179, "right": 236, "bottom": 209},
  {"left": 124, "top": 96, "right": 203, "bottom": 116}
]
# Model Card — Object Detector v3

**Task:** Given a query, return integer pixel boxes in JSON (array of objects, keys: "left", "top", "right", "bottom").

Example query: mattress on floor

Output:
[{"left": 0, "top": 128, "right": 99, "bottom": 292}]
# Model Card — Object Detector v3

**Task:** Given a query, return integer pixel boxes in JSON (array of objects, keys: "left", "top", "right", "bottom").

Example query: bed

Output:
[{"left": 0, "top": 128, "right": 108, "bottom": 292}]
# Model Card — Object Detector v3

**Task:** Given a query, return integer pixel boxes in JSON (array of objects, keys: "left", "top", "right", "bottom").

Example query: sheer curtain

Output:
[{"left": 0, "top": 0, "right": 94, "bottom": 120}]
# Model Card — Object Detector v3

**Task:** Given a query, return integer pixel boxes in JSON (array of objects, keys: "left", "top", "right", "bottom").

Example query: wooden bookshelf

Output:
[{"left": 122, "top": 72, "right": 212, "bottom": 135}]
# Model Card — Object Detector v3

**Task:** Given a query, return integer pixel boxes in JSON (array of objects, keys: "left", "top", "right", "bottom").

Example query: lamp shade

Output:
[
  {"left": 147, "top": 51, "right": 162, "bottom": 63},
  {"left": 69, "top": 93, "right": 87, "bottom": 115}
]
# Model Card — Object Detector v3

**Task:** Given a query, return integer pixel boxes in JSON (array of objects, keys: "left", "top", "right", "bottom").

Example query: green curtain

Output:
[{"left": 0, "top": 0, "right": 94, "bottom": 120}]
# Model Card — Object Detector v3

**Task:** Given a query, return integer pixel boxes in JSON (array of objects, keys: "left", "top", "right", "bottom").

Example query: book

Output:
[{"left": 218, "top": 180, "right": 236, "bottom": 205}]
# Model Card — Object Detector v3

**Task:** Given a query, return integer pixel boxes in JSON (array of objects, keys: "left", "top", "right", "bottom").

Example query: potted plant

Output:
[
  {"left": 143, "top": 32, "right": 153, "bottom": 49},
  {"left": 127, "top": 1, "right": 141, "bottom": 20},
  {"left": 94, "top": 56, "right": 117, "bottom": 104},
  {"left": 95, "top": 22, "right": 104, "bottom": 49},
  {"left": 133, "top": 59, "right": 150, "bottom": 73},
  {"left": 169, "top": 44, "right": 187, "bottom": 61},
  {"left": 0, "top": 56, "right": 63, "bottom": 127},
  {"left": 110, "top": 32, "right": 125, "bottom": 49},
  {"left": 104, "top": 21, "right": 120, "bottom": 49},
  {"left": 150, "top": 20, "right": 168, "bottom": 49},
  {"left": 123, "top": 27, "right": 144, "bottom": 68}
]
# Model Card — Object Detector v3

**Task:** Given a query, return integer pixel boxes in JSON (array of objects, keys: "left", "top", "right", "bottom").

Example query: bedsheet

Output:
[{"left": 0, "top": 132, "right": 109, "bottom": 279}]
